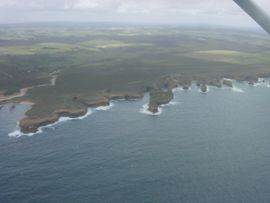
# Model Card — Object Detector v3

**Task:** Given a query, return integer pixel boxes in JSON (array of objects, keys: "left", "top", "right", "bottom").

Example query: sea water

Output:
[{"left": 1, "top": 81, "right": 270, "bottom": 203}]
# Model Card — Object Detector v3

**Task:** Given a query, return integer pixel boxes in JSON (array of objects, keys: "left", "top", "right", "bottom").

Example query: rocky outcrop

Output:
[
  {"left": 148, "top": 88, "right": 173, "bottom": 113},
  {"left": 208, "top": 80, "right": 222, "bottom": 88},
  {"left": 182, "top": 84, "right": 191, "bottom": 90},
  {"left": 148, "top": 104, "right": 159, "bottom": 114},
  {"left": 84, "top": 97, "right": 110, "bottom": 107},
  {"left": 223, "top": 79, "right": 233, "bottom": 87},
  {"left": 200, "top": 84, "right": 207, "bottom": 93},
  {"left": 108, "top": 93, "right": 143, "bottom": 101}
]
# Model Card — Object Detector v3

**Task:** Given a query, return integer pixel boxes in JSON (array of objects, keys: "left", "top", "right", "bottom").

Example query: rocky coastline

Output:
[
  {"left": 3, "top": 73, "right": 270, "bottom": 135},
  {"left": 18, "top": 93, "right": 144, "bottom": 134}
]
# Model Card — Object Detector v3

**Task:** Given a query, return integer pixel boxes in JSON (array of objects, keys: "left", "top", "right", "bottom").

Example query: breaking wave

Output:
[
  {"left": 160, "top": 101, "right": 179, "bottom": 107},
  {"left": 139, "top": 104, "right": 162, "bottom": 116},
  {"left": 198, "top": 86, "right": 210, "bottom": 93},
  {"left": 172, "top": 87, "right": 183, "bottom": 93},
  {"left": 258, "top": 78, "right": 265, "bottom": 83},
  {"left": 8, "top": 126, "right": 43, "bottom": 138},
  {"left": 232, "top": 87, "right": 244, "bottom": 93},
  {"left": 96, "top": 102, "right": 114, "bottom": 111},
  {"left": 253, "top": 79, "right": 270, "bottom": 87}
]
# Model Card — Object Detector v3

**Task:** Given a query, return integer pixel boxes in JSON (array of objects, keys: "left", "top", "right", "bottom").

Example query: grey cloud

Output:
[{"left": 0, "top": 0, "right": 269, "bottom": 28}]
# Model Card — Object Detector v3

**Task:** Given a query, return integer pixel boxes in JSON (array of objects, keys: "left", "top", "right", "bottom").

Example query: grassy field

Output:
[
  {"left": 191, "top": 50, "right": 270, "bottom": 65},
  {"left": 1, "top": 24, "right": 270, "bottom": 130}
]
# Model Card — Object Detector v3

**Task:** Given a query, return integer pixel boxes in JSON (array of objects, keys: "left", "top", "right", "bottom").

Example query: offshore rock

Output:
[{"left": 201, "top": 84, "right": 207, "bottom": 93}]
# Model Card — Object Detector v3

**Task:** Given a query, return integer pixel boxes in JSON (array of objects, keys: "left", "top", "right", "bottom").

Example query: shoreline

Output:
[
  {"left": 15, "top": 93, "right": 143, "bottom": 136},
  {"left": 9, "top": 108, "right": 94, "bottom": 138},
  {"left": 5, "top": 76, "right": 270, "bottom": 137}
]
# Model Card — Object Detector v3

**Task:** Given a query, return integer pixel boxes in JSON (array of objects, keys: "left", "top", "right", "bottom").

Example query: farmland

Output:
[{"left": 1, "top": 23, "right": 270, "bottom": 132}]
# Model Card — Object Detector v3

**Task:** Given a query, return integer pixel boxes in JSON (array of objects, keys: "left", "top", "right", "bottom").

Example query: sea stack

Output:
[
  {"left": 234, "top": 0, "right": 270, "bottom": 35},
  {"left": 182, "top": 84, "right": 190, "bottom": 90},
  {"left": 201, "top": 84, "right": 207, "bottom": 93}
]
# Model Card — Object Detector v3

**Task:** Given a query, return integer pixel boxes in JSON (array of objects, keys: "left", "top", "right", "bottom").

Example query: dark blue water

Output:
[{"left": 1, "top": 82, "right": 270, "bottom": 203}]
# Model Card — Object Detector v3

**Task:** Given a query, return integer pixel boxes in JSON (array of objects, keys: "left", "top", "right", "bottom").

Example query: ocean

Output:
[{"left": 1, "top": 81, "right": 270, "bottom": 203}]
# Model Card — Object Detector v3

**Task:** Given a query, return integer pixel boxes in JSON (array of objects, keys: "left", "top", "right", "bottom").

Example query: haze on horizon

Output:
[{"left": 0, "top": 0, "right": 270, "bottom": 29}]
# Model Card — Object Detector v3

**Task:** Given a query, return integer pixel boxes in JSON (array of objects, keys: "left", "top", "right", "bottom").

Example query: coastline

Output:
[
  {"left": 5, "top": 75, "right": 270, "bottom": 137},
  {"left": 9, "top": 107, "right": 94, "bottom": 138},
  {"left": 13, "top": 93, "right": 143, "bottom": 136}
]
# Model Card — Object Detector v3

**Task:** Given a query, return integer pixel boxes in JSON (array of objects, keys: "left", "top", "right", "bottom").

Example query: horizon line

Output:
[{"left": 0, "top": 21, "right": 264, "bottom": 30}]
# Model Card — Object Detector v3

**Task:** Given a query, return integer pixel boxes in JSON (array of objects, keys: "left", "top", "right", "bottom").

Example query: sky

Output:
[{"left": 0, "top": 0, "right": 270, "bottom": 28}]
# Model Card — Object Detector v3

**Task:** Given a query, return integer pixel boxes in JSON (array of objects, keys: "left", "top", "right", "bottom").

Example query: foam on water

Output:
[
  {"left": 8, "top": 126, "right": 43, "bottom": 138},
  {"left": 58, "top": 109, "right": 93, "bottom": 122},
  {"left": 96, "top": 102, "right": 114, "bottom": 111},
  {"left": 223, "top": 78, "right": 233, "bottom": 82},
  {"left": 258, "top": 78, "right": 265, "bottom": 83},
  {"left": 139, "top": 104, "right": 162, "bottom": 116},
  {"left": 253, "top": 79, "right": 270, "bottom": 87},
  {"left": 8, "top": 109, "right": 93, "bottom": 138},
  {"left": 253, "top": 83, "right": 262, "bottom": 87},
  {"left": 232, "top": 86, "right": 244, "bottom": 93},
  {"left": 172, "top": 87, "right": 183, "bottom": 93},
  {"left": 160, "top": 101, "right": 179, "bottom": 107},
  {"left": 198, "top": 86, "right": 210, "bottom": 93}
]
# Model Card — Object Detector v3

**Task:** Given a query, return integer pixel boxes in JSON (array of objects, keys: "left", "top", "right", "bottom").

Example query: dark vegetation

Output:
[
  {"left": 149, "top": 89, "right": 174, "bottom": 113},
  {"left": 1, "top": 24, "right": 270, "bottom": 132}
]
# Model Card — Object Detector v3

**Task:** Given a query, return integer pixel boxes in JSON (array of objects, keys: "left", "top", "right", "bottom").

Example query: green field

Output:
[{"left": 1, "top": 24, "right": 270, "bottom": 132}]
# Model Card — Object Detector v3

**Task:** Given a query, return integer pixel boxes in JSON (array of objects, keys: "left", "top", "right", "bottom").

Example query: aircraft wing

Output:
[{"left": 234, "top": 0, "right": 270, "bottom": 35}]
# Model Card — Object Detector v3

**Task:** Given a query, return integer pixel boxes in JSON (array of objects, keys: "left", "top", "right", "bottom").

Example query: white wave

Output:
[
  {"left": 74, "top": 109, "right": 93, "bottom": 120},
  {"left": 253, "top": 83, "right": 268, "bottom": 87},
  {"left": 253, "top": 79, "right": 269, "bottom": 87},
  {"left": 57, "top": 110, "right": 93, "bottom": 123},
  {"left": 267, "top": 84, "right": 270, "bottom": 88},
  {"left": 232, "top": 87, "right": 244, "bottom": 93},
  {"left": 258, "top": 78, "right": 265, "bottom": 83},
  {"left": 8, "top": 130, "right": 24, "bottom": 137},
  {"left": 198, "top": 86, "right": 210, "bottom": 93},
  {"left": 199, "top": 90, "right": 209, "bottom": 93},
  {"left": 172, "top": 87, "right": 183, "bottom": 93},
  {"left": 223, "top": 78, "right": 233, "bottom": 82},
  {"left": 139, "top": 104, "right": 162, "bottom": 116},
  {"left": 160, "top": 101, "right": 179, "bottom": 107},
  {"left": 96, "top": 102, "right": 114, "bottom": 111},
  {"left": 8, "top": 109, "right": 93, "bottom": 138},
  {"left": 8, "top": 128, "right": 43, "bottom": 138}
]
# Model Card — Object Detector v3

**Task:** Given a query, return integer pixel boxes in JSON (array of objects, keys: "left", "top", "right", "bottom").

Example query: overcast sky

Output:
[{"left": 0, "top": 0, "right": 270, "bottom": 28}]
